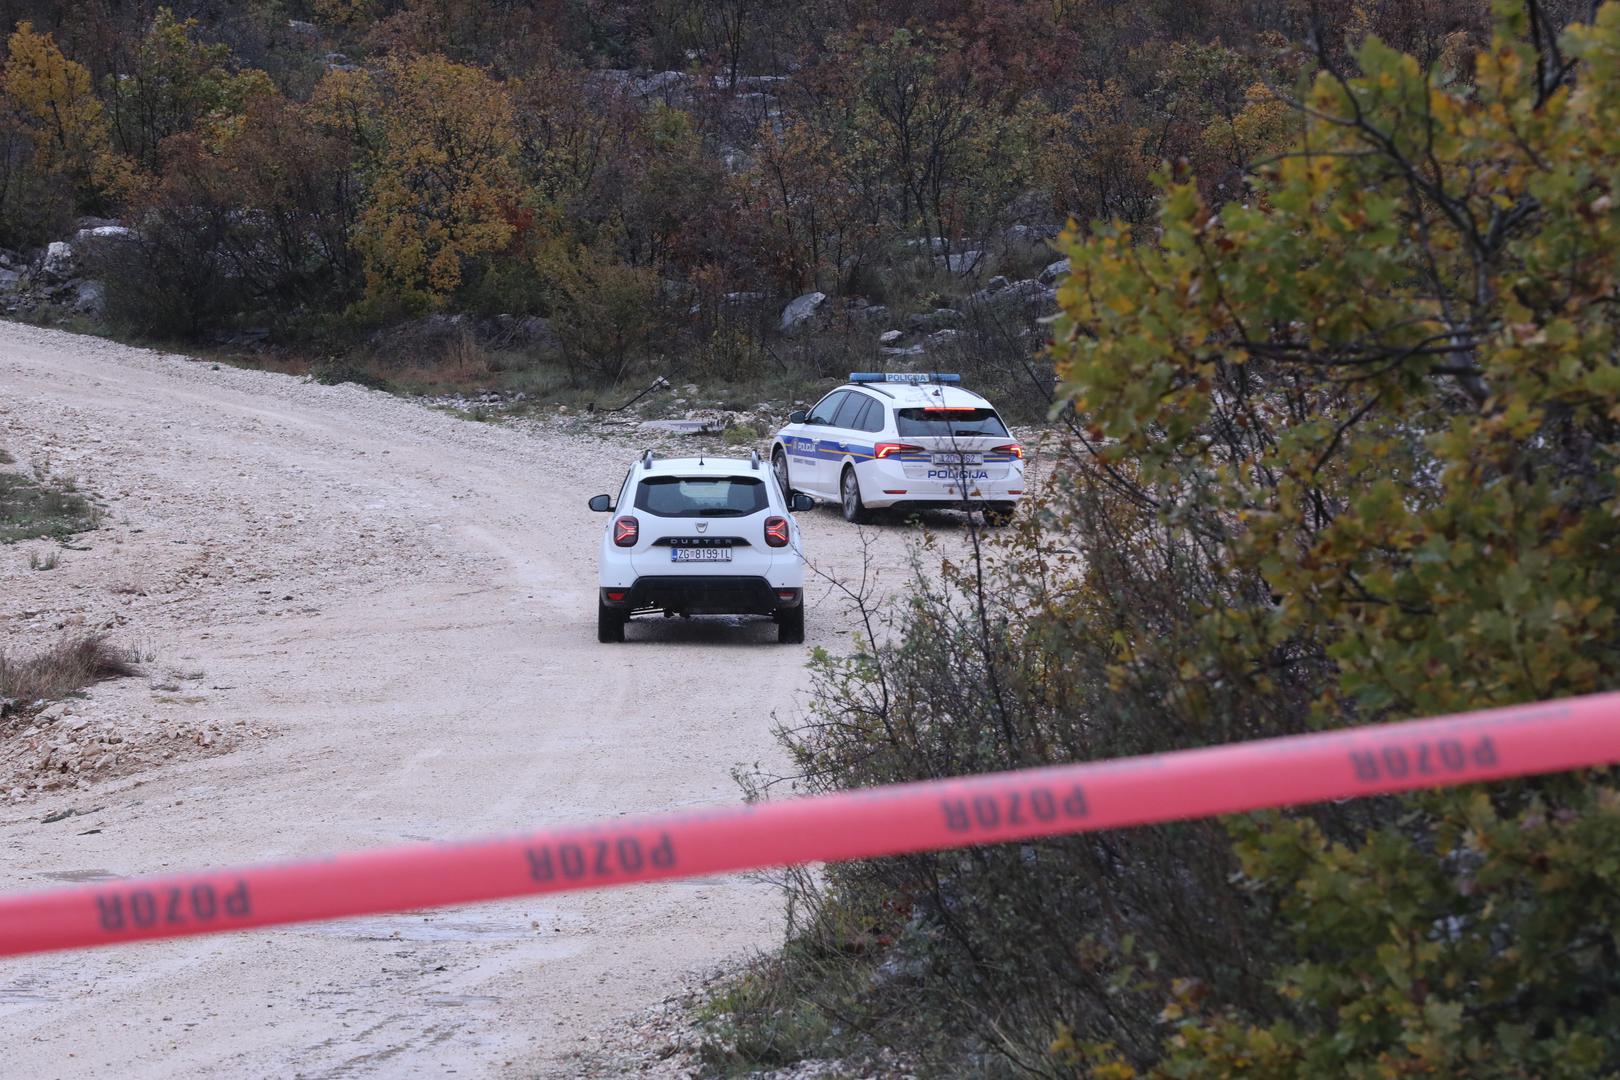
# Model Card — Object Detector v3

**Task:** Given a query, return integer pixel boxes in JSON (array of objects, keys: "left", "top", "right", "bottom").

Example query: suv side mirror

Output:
[
  {"left": 791, "top": 493, "right": 815, "bottom": 512},
  {"left": 789, "top": 409, "right": 807, "bottom": 424},
  {"left": 588, "top": 494, "right": 614, "bottom": 512}
]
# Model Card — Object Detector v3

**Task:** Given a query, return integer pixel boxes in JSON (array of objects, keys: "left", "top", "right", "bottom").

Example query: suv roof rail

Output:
[
  {"left": 641, "top": 449, "right": 654, "bottom": 468},
  {"left": 749, "top": 449, "right": 761, "bottom": 470}
]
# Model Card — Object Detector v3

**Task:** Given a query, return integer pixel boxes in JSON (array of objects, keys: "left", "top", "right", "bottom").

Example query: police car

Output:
[
  {"left": 589, "top": 450, "right": 814, "bottom": 643},
  {"left": 770, "top": 373, "right": 1024, "bottom": 523}
]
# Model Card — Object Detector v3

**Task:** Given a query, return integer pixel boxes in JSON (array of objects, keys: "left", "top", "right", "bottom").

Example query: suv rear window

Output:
[
  {"left": 635, "top": 476, "right": 768, "bottom": 517},
  {"left": 894, "top": 407, "right": 1009, "bottom": 438}
]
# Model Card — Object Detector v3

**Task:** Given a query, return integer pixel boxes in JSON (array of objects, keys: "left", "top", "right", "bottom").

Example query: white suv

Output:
[
  {"left": 589, "top": 450, "right": 813, "bottom": 644},
  {"left": 770, "top": 373, "right": 1024, "bottom": 523}
]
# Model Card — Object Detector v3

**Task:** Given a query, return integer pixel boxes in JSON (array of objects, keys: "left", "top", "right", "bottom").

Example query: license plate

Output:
[
  {"left": 932, "top": 452, "right": 982, "bottom": 465},
  {"left": 671, "top": 547, "right": 732, "bottom": 562}
]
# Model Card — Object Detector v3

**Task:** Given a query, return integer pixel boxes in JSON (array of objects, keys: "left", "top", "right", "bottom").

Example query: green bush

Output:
[{"left": 728, "top": 6, "right": 1620, "bottom": 1076}]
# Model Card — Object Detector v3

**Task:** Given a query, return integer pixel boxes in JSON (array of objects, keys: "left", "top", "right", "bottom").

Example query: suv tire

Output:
[
  {"left": 840, "top": 467, "right": 869, "bottom": 524},
  {"left": 777, "top": 605, "right": 805, "bottom": 644},
  {"left": 597, "top": 597, "right": 626, "bottom": 643}
]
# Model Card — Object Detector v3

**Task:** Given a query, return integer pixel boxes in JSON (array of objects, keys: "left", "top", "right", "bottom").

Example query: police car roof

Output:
[
  {"left": 638, "top": 455, "right": 764, "bottom": 476},
  {"left": 843, "top": 381, "right": 993, "bottom": 409}
]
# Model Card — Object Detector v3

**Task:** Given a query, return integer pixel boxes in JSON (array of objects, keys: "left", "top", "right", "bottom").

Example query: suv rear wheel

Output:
[
  {"left": 840, "top": 467, "right": 868, "bottom": 524},
  {"left": 597, "top": 597, "right": 626, "bottom": 643},
  {"left": 777, "top": 605, "right": 804, "bottom": 644}
]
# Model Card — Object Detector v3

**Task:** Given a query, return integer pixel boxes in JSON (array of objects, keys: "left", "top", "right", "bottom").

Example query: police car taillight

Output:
[
  {"left": 993, "top": 443, "right": 1024, "bottom": 460},
  {"left": 873, "top": 442, "right": 923, "bottom": 459},
  {"left": 613, "top": 516, "right": 639, "bottom": 546},
  {"left": 764, "top": 516, "right": 790, "bottom": 547}
]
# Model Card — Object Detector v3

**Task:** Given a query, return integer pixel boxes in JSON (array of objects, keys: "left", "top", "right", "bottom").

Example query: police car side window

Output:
[
  {"left": 806, "top": 391, "right": 846, "bottom": 426},
  {"left": 857, "top": 398, "right": 886, "bottom": 433},
  {"left": 830, "top": 393, "right": 866, "bottom": 430}
]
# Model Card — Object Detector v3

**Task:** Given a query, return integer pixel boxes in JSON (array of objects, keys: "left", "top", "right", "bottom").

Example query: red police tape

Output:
[{"left": 4, "top": 691, "right": 1620, "bottom": 958}]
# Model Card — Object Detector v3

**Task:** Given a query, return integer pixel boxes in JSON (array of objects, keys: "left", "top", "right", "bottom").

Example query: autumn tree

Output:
[
  {"left": 533, "top": 226, "right": 659, "bottom": 383},
  {"left": 104, "top": 8, "right": 270, "bottom": 177},
  {"left": 2, "top": 22, "right": 110, "bottom": 196},
  {"left": 737, "top": 115, "right": 866, "bottom": 293},
  {"left": 93, "top": 86, "right": 361, "bottom": 337},
  {"left": 350, "top": 53, "right": 520, "bottom": 314}
]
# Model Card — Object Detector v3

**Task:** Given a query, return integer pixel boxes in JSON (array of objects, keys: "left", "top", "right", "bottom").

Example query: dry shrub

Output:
[{"left": 0, "top": 634, "right": 139, "bottom": 703}]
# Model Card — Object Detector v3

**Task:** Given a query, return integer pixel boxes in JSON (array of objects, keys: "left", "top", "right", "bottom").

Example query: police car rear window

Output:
[
  {"left": 894, "top": 407, "right": 1008, "bottom": 438},
  {"left": 635, "top": 476, "right": 768, "bottom": 517}
]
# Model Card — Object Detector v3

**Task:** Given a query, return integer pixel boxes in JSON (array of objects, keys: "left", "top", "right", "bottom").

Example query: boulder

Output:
[
  {"left": 490, "top": 314, "right": 559, "bottom": 351},
  {"left": 72, "top": 280, "right": 106, "bottom": 317},
  {"left": 0, "top": 268, "right": 22, "bottom": 292},
  {"left": 779, "top": 291, "right": 827, "bottom": 335},
  {"left": 878, "top": 329, "right": 903, "bottom": 345},
  {"left": 634, "top": 71, "right": 690, "bottom": 97},
  {"left": 906, "top": 308, "right": 963, "bottom": 332},
  {"left": 1003, "top": 223, "right": 1058, "bottom": 246},
  {"left": 1039, "top": 258, "right": 1071, "bottom": 285},
  {"left": 72, "top": 225, "right": 135, "bottom": 245},
  {"left": 935, "top": 250, "right": 984, "bottom": 274},
  {"left": 968, "top": 278, "right": 1057, "bottom": 313},
  {"left": 39, "top": 241, "right": 75, "bottom": 282}
]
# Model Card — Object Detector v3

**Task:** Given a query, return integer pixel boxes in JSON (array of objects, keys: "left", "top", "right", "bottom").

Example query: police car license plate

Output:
[
  {"left": 932, "top": 452, "right": 982, "bottom": 465},
  {"left": 671, "top": 547, "right": 732, "bottom": 562}
]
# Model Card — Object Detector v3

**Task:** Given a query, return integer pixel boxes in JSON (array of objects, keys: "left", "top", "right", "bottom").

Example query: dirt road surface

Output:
[{"left": 0, "top": 323, "right": 929, "bottom": 1077}]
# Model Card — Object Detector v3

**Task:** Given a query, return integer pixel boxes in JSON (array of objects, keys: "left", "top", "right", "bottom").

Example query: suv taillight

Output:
[
  {"left": 992, "top": 443, "right": 1024, "bottom": 460},
  {"left": 613, "top": 516, "right": 639, "bottom": 547},
  {"left": 874, "top": 442, "right": 924, "bottom": 459},
  {"left": 764, "top": 516, "right": 790, "bottom": 547}
]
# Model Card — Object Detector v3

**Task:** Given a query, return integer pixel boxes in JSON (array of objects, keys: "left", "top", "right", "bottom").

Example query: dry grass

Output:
[{"left": 0, "top": 634, "right": 139, "bottom": 703}]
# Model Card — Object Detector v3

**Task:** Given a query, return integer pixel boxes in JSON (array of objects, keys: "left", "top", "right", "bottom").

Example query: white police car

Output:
[
  {"left": 589, "top": 450, "right": 814, "bottom": 643},
  {"left": 770, "top": 373, "right": 1024, "bottom": 523}
]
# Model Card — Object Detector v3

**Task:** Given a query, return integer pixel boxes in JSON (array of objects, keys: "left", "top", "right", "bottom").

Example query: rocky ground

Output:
[{"left": 1, "top": 320, "right": 997, "bottom": 1078}]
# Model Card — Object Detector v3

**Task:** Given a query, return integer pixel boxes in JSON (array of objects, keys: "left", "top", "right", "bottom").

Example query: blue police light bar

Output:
[{"left": 849, "top": 372, "right": 962, "bottom": 385}]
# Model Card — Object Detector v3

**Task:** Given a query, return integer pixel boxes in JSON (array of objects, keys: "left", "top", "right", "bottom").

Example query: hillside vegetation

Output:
[
  {"left": 0, "top": 0, "right": 1549, "bottom": 407},
  {"left": 706, "top": 2, "right": 1620, "bottom": 1077}
]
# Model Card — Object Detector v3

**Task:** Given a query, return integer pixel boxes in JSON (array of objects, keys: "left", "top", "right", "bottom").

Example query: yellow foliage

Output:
[
  {"left": 1, "top": 21, "right": 118, "bottom": 198},
  {"left": 353, "top": 54, "right": 520, "bottom": 311}
]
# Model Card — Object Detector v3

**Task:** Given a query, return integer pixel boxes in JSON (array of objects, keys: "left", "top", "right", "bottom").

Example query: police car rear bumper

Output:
[{"left": 602, "top": 577, "right": 802, "bottom": 616}]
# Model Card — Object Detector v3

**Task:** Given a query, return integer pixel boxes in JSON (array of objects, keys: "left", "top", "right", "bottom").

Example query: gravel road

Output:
[{"left": 0, "top": 323, "right": 930, "bottom": 1077}]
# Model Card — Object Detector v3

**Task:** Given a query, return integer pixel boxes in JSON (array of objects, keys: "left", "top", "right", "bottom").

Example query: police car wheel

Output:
[
  {"left": 777, "top": 605, "right": 804, "bottom": 644},
  {"left": 597, "top": 598, "right": 626, "bottom": 643},
  {"left": 840, "top": 467, "right": 868, "bottom": 524},
  {"left": 772, "top": 448, "right": 791, "bottom": 498}
]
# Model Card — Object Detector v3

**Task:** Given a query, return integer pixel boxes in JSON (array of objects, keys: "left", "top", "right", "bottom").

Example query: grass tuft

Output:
[
  {"left": 0, "top": 634, "right": 139, "bottom": 703},
  {"left": 0, "top": 455, "right": 101, "bottom": 543}
]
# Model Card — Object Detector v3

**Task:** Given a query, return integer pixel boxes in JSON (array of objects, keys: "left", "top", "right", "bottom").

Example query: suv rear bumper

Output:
[{"left": 602, "top": 577, "right": 802, "bottom": 616}]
